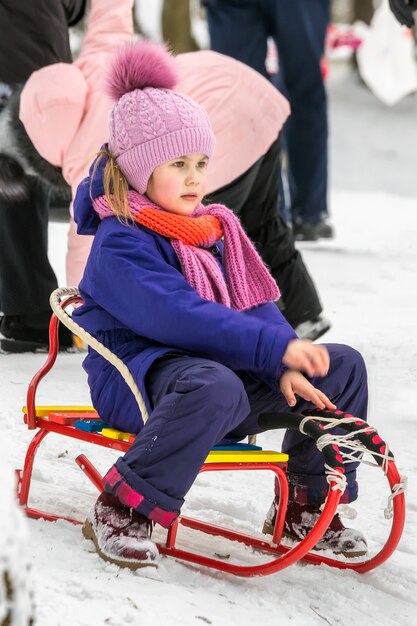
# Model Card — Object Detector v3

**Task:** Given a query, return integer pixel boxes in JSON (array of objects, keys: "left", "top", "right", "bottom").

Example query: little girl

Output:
[{"left": 73, "top": 41, "right": 368, "bottom": 569}]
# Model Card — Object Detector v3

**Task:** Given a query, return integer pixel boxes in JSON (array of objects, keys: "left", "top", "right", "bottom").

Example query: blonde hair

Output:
[{"left": 90, "top": 147, "right": 131, "bottom": 222}]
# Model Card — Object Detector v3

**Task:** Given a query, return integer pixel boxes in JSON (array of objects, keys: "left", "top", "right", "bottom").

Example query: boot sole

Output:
[
  {"left": 0, "top": 337, "right": 75, "bottom": 353},
  {"left": 0, "top": 337, "right": 49, "bottom": 353},
  {"left": 309, "top": 322, "right": 331, "bottom": 342},
  {"left": 262, "top": 520, "right": 367, "bottom": 559},
  {"left": 82, "top": 521, "right": 158, "bottom": 570}
]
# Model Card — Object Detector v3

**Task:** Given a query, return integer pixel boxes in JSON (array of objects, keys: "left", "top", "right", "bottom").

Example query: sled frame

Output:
[{"left": 16, "top": 290, "right": 406, "bottom": 576}]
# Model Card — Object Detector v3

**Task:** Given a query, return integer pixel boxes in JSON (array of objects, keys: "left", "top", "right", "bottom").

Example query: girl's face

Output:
[{"left": 146, "top": 153, "right": 209, "bottom": 215}]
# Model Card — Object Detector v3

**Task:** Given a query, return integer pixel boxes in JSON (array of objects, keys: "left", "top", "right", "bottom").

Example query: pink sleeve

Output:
[
  {"left": 76, "top": 0, "right": 134, "bottom": 62},
  {"left": 19, "top": 64, "right": 88, "bottom": 167}
]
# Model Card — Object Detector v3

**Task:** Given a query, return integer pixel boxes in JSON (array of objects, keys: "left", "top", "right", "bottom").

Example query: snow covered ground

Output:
[{"left": 1, "top": 188, "right": 416, "bottom": 626}]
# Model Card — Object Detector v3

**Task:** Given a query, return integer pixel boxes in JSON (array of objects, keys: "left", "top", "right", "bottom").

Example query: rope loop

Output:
[
  {"left": 324, "top": 463, "right": 347, "bottom": 492},
  {"left": 384, "top": 476, "right": 408, "bottom": 519},
  {"left": 49, "top": 287, "right": 150, "bottom": 424},
  {"left": 299, "top": 412, "right": 407, "bottom": 520},
  {"left": 300, "top": 414, "right": 392, "bottom": 470}
]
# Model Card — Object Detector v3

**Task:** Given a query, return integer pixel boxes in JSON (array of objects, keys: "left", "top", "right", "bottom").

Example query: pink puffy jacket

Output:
[
  {"left": 19, "top": 0, "right": 134, "bottom": 287},
  {"left": 21, "top": 22, "right": 289, "bottom": 287},
  {"left": 176, "top": 51, "right": 290, "bottom": 194}
]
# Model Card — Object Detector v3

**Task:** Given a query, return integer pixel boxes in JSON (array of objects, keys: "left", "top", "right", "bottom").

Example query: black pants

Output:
[
  {"left": 0, "top": 175, "right": 58, "bottom": 320},
  {"left": 207, "top": 138, "right": 322, "bottom": 327}
]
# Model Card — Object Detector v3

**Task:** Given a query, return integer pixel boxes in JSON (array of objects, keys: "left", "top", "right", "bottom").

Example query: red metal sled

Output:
[{"left": 16, "top": 289, "right": 406, "bottom": 577}]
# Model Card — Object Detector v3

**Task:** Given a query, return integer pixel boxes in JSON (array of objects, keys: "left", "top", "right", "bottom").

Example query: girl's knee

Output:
[
  {"left": 175, "top": 361, "right": 249, "bottom": 412},
  {"left": 172, "top": 362, "right": 250, "bottom": 436},
  {"left": 345, "top": 346, "right": 367, "bottom": 383},
  {"left": 327, "top": 344, "right": 367, "bottom": 379}
]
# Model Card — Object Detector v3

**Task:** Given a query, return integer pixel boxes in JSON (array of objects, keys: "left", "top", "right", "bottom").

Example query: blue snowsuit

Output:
[{"left": 73, "top": 169, "right": 368, "bottom": 526}]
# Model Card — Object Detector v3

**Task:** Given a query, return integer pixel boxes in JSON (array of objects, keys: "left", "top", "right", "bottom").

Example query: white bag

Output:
[{"left": 356, "top": 0, "right": 417, "bottom": 106}]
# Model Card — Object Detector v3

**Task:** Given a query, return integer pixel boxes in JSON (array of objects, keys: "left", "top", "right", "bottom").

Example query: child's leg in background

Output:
[
  {"left": 0, "top": 175, "right": 58, "bottom": 319},
  {"left": 207, "top": 137, "right": 324, "bottom": 329},
  {"left": 103, "top": 355, "right": 252, "bottom": 527}
]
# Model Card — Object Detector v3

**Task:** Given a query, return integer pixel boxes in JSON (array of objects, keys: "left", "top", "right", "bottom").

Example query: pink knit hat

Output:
[{"left": 105, "top": 41, "right": 215, "bottom": 194}]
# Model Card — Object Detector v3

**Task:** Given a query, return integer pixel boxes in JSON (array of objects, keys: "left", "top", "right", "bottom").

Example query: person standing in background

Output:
[
  {"left": 162, "top": 0, "right": 200, "bottom": 52},
  {"left": 203, "top": 0, "right": 334, "bottom": 242},
  {"left": 0, "top": 0, "right": 86, "bottom": 352}
]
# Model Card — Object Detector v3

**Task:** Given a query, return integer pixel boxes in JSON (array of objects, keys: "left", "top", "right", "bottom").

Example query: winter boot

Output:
[
  {"left": 294, "top": 314, "right": 331, "bottom": 341},
  {"left": 0, "top": 314, "right": 74, "bottom": 353},
  {"left": 293, "top": 219, "right": 334, "bottom": 241},
  {"left": 83, "top": 492, "right": 159, "bottom": 569},
  {"left": 263, "top": 497, "right": 367, "bottom": 558}
]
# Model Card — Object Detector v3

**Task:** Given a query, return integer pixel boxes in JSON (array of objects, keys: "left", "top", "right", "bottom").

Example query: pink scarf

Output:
[{"left": 93, "top": 191, "right": 280, "bottom": 311}]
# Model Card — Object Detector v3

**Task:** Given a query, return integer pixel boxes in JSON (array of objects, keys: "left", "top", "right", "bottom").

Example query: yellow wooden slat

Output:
[
  {"left": 22, "top": 405, "right": 96, "bottom": 417},
  {"left": 205, "top": 450, "right": 288, "bottom": 463},
  {"left": 93, "top": 427, "right": 288, "bottom": 462},
  {"left": 23, "top": 408, "right": 288, "bottom": 464},
  {"left": 101, "top": 428, "right": 134, "bottom": 442}
]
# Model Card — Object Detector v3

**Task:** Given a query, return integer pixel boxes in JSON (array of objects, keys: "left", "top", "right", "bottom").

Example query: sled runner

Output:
[{"left": 16, "top": 287, "right": 406, "bottom": 577}]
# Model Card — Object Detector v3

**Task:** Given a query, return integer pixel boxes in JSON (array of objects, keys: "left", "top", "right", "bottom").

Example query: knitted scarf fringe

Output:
[{"left": 93, "top": 191, "right": 280, "bottom": 310}]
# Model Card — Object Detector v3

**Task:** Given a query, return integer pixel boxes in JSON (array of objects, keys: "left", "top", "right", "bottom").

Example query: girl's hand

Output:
[
  {"left": 279, "top": 369, "right": 336, "bottom": 410},
  {"left": 282, "top": 339, "right": 330, "bottom": 378}
]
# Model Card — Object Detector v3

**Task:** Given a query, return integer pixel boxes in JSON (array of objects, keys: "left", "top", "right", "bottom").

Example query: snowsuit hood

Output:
[{"left": 73, "top": 152, "right": 106, "bottom": 235}]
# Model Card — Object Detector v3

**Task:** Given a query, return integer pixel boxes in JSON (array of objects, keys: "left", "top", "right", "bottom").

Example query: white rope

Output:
[
  {"left": 337, "top": 504, "right": 358, "bottom": 520},
  {"left": 316, "top": 432, "right": 385, "bottom": 466},
  {"left": 49, "top": 287, "right": 150, "bottom": 424},
  {"left": 299, "top": 414, "right": 368, "bottom": 434},
  {"left": 324, "top": 463, "right": 347, "bottom": 492},
  {"left": 384, "top": 476, "right": 408, "bottom": 519},
  {"left": 299, "top": 415, "right": 392, "bottom": 470},
  {"left": 299, "top": 414, "right": 407, "bottom": 516}
]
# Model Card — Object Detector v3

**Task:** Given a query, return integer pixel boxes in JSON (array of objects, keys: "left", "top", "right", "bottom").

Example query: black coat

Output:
[{"left": 0, "top": 0, "right": 86, "bottom": 85}]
